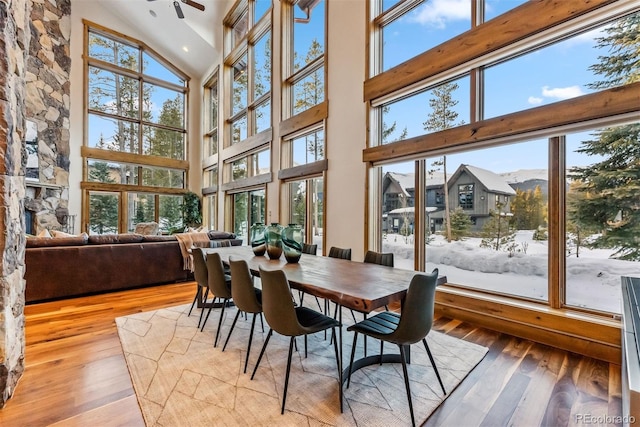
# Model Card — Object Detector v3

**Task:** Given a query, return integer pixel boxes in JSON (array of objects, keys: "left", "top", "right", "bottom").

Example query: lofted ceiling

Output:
[{"left": 93, "top": 0, "right": 232, "bottom": 79}]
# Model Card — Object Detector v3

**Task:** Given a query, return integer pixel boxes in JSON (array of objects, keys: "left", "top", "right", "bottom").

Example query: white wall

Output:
[{"left": 324, "top": 0, "right": 367, "bottom": 260}]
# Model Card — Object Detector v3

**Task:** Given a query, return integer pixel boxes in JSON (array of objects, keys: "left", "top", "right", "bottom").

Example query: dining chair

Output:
[
  {"left": 222, "top": 257, "right": 264, "bottom": 373},
  {"left": 251, "top": 266, "right": 341, "bottom": 414},
  {"left": 188, "top": 247, "right": 209, "bottom": 327},
  {"left": 364, "top": 250, "right": 394, "bottom": 267},
  {"left": 199, "top": 250, "right": 233, "bottom": 347},
  {"left": 302, "top": 243, "right": 317, "bottom": 255},
  {"left": 328, "top": 246, "right": 351, "bottom": 260},
  {"left": 346, "top": 268, "right": 446, "bottom": 427}
]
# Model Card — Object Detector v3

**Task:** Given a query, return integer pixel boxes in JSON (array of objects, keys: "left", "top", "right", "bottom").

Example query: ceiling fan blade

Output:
[
  {"left": 173, "top": 1, "right": 185, "bottom": 18},
  {"left": 182, "top": 0, "right": 205, "bottom": 12}
]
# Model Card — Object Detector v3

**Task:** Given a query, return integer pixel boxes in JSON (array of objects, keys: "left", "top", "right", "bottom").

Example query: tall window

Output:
[
  {"left": 203, "top": 71, "right": 220, "bottom": 230},
  {"left": 367, "top": 2, "right": 640, "bottom": 316},
  {"left": 83, "top": 23, "right": 189, "bottom": 234}
]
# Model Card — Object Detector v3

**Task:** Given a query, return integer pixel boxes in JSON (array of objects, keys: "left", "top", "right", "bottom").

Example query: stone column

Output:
[{"left": 0, "top": 0, "right": 30, "bottom": 407}]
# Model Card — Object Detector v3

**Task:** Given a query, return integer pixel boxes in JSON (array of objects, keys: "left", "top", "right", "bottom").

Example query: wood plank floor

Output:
[{"left": 0, "top": 282, "right": 622, "bottom": 426}]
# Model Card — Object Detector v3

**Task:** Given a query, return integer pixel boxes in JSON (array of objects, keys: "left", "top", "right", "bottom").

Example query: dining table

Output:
[{"left": 202, "top": 245, "right": 447, "bottom": 412}]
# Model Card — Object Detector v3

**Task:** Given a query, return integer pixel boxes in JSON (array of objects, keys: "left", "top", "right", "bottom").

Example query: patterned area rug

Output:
[{"left": 116, "top": 302, "right": 488, "bottom": 426}]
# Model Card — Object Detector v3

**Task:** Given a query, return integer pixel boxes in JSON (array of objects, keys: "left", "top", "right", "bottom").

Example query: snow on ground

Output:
[{"left": 383, "top": 230, "right": 640, "bottom": 314}]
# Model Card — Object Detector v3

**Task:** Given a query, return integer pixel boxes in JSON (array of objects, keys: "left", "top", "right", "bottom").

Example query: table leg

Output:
[{"left": 339, "top": 305, "right": 343, "bottom": 413}]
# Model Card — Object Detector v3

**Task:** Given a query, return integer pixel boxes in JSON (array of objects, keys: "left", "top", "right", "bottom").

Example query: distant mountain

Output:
[{"left": 500, "top": 169, "right": 549, "bottom": 196}]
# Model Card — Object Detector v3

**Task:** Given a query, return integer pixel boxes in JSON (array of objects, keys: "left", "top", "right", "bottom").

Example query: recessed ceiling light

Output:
[
  {"left": 149, "top": 9, "right": 157, "bottom": 17},
  {"left": 182, "top": 46, "right": 189, "bottom": 52}
]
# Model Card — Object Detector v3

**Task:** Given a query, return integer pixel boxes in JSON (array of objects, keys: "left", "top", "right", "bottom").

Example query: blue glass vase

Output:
[
  {"left": 250, "top": 222, "right": 266, "bottom": 256},
  {"left": 282, "top": 224, "right": 303, "bottom": 263},
  {"left": 265, "top": 223, "right": 284, "bottom": 260}
]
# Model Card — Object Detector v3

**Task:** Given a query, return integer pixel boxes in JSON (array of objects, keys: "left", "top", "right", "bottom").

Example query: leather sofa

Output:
[{"left": 25, "top": 231, "right": 242, "bottom": 303}]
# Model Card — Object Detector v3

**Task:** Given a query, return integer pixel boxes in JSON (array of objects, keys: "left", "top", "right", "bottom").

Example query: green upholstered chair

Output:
[
  {"left": 222, "top": 257, "right": 264, "bottom": 373},
  {"left": 251, "top": 266, "right": 341, "bottom": 414},
  {"left": 346, "top": 269, "right": 446, "bottom": 427}
]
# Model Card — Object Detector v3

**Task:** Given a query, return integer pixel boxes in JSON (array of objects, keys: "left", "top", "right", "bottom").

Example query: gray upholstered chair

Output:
[
  {"left": 364, "top": 250, "right": 394, "bottom": 267},
  {"left": 346, "top": 269, "right": 446, "bottom": 427},
  {"left": 199, "top": 251, "right": 233, "bottom": 347},
  {"left": 251, "top": 266, "right": 341, "bottom": 414},
  {"left": 222, "top": 257, "right": 264, "bottom": 373},
  {"left": 328, "top": 246, "right": 351, "bottom": 260},
  {"left": 302, "top": 243, "right": 317, "bottom": 255},
  {"left": 188, "top": 247, "right": 209, "bottom": 327}
]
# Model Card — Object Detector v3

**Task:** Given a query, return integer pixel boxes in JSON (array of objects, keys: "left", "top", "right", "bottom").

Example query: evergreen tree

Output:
[
  {"left": 423, "top": 81, "right": 465, "bottom": 242},
  {"left": 568, "top": 14, "right": 640, "bottom": 260},
  {"left": 447, "top": 207, "right": 472, "bottom": 241},
  {"left": 293, "top": 39, "right": 324, "bottom": 114},
  {"left": 511, "top": 185, "right": 547, "bottom": 230},
  {"left": 480, "top": 202, "right": 516, "bottom": 251}
]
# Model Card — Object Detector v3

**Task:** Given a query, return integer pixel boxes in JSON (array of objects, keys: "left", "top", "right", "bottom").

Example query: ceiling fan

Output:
[{"left": 147, "top": 0, "right": 205, "bottom": 20}]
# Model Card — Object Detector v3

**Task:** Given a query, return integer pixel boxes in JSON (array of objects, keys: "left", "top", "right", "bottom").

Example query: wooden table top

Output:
[{"left": 203, "top": 246, "right": 445, "bottom": 313}]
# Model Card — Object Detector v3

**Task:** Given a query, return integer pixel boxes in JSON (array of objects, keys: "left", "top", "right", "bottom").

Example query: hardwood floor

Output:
[{"left": 0, "top": 282, "right": 622, "bottom": 426}]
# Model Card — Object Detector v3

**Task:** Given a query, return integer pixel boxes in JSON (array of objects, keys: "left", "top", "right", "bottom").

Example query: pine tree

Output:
[
  {"left": 448, "top": 207, "right": 472, "bottom": 241},
  {"left": 568, "top": 14, "right": 640, "bottom": 260},
  {"left": 423, "top": 81, "right": 465, "bottom": 242},
  {"left": 480, "top": 202, "right": 516, "bottom": 252}
]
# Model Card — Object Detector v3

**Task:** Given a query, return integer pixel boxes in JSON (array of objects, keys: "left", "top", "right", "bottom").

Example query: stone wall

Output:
[
  {"left": 24, "top": 0, "right": 71, "bottom": 234},
  {"left": 0, "top": 0, "right": 30, "bottom": 408}
]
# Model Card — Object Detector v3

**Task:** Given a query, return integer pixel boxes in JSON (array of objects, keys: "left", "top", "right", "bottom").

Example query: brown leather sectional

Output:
[{"left": 24, "top": 231, "right": 241, "bottom": 303}]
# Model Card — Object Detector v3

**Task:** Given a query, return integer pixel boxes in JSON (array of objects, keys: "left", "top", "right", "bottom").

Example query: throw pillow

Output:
[{"left": 37, "top": 229, "right": 52, "bottom": 238}]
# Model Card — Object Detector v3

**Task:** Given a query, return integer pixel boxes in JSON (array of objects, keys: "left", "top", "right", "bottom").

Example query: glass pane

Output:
[
  {"left": 143, "top": 83, "right": 184, "bottom": 127},
  {"left": 254, "top": 0, "right": 271, "bottom": 23},
  {"left": 232, "top": 158, "right": 248, "bottom": 181},
  {"left": 231, "top": 115, "right": 248, "bottom": 145},
  {"left": 381, "top": 76, "right": 470, "bottom": 144},
  {"left": 484, "top": 0, "right": 527, "bottom": 22},
  {"left": 382, "top": 1, "right": 471, "bottom": 72},
  {"left": 204, "top": 194, "right": 216, "bottom": 230},
  {"left": 87, "top": 159, "right": 137, "bottom": 185},
  {"left": 143, "top": 125, "right": 185, "bottom": 160},
  {"left": 312, "top": 177, "right": 324, "bottom": 253},
  {"left": 250, "top": 189, "right": 266, "bottom": 227},
  {"left": 205, "top": 133, "right": 218, "bottom": 157},
  {"left": 565, "top": 123, "right": 640, "bottom": 314},
  {"left": 159, "top": 194, "right": 184, "bottom": 234},
  {"left": 209, "top": 80, "right": 218, "bottom": 132},
  {"left": 290, "top": 180, "right": 307, "bottom": 240},
  {"left": 382, "top": 0, "right": 403, "bottom": 13},
  {"left": 233, "top": 192, "right": 249, "bottom": 243},
  {"left": 256, "top": 149, "right": 270, "bottom": 175},
  {"left": 484, "top": 25, "right": 605, "bottom": 119},
  {"left": 88, "top": 32, "right": 139, "bottom": 71},
  {"left": 88, "top": 67, "right": 139, "bottom": 119},
  {"left": 380, "top": 161, "right": 415, "bottom": 270},
  {"left": 142, "top": 52, "right": 185, "bottom": 86},
  {"left": 88, "top": 114, "right": 139, "bottom": 154},
  {"left": 254, "top": 31, "right": 271, "bottom": 99},
  {"left": 255, "top": 100, "right": 271, "bottom": 133},
  {"left": 292, "top": 128, "right": 324, "bottom": 166},
  {"left": 141, "top": 166, "right": 184, "bottom": 188},
  {"left": 292, "top": 66, "right": 325, "bottom": 115},
  {"left": 204, "top": 166, "right": 218, "bottom": 187},
  {"left": 232, "top": 54, "right": 248, "bottom": 115},
  {"left": 88, "top": 191, "right": 119, "bottom": 234},
  {"left": 293, "top": 0, "right": 325, "bottom": 70},
  {"left": 424, "top": 140, "right": 549, "bottom": 301},
  {"left": 232, "top": 10, "right": 249, "bottom": 47},
  {"left": 128, "top": 193, "right": 155, "bottom": 232}
]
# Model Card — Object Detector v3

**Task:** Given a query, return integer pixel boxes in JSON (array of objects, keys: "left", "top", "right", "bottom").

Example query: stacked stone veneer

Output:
[
  {"left": 0, "top": 0, "right": 30, "bottom": 408},
  {"left": 25, "top": 0, "right": 71, "bottom": 233}
]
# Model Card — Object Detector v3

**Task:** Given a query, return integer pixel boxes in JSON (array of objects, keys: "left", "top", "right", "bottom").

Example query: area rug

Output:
[{"left": 116, "top": 302, "right": 488, "bottom": 426}]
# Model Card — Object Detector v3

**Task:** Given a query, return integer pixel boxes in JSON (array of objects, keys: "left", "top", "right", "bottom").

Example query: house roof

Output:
[
  {"left": 386, "top": 171, "right": 445, "bottom": 195},
  {"left": 458, "top": 165, "right": 517, "bottom": 195}
]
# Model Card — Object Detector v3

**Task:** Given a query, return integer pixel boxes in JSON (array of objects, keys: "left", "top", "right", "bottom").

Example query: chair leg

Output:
[
  {"left": 347, "top": 332, "right": 359, "bottom": 388},
  {"left": 281, "top": 336, "right": 296, "bottom": 414},
  {"left": 243, "top": 313, "right": 258, "bottom": 374},
  {"left": 304, "top": 335, "right": 308, "bottom": 358},
  {"left": 222, "top": 310, "right": 242, "bottom": 351},
  {"left": 398, "top": 344, "right": 416, "bottom": 427},
  {"left": 197, "top": 289, "right": 210, "bottom": 328},
  {"left": 331, "top": 328, "right": 340, "bottom": 373},
  {"left": 251, "top": 329, "right": 273, "bottom": 380},
  {"left": 200, "top": 295, "right": 215, "bottom": 331},
  {"left": 214, "top": 298, "right": 229, "bottom": 347},
  {"left": 187, "top": 287, "right": 199, "bottom": 316},
  {"left": 259, "top": 312, "right": 264, "bottom": 332},
  {"left": 379, "top": 340, "right": 384, "bottom": 365},
  {"left": 423, "top": 338, "right": 446, "bottom": 395}
]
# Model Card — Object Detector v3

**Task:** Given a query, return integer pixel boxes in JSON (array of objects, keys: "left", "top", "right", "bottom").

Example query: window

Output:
[
  {"left": 232, "top": 189, "right": 266, "bottom": 244},
  {"left": 288, "top": 177, "right": 324, "bottom": 253},
  {"left": 83, "top": 24, "right": 189, "bottom": 234},
  {"left": 367, "top": 4, "right": 640, "bottom": 317},
  {"left": 458, "top": 184, "right": 473, "bottom": 209}
]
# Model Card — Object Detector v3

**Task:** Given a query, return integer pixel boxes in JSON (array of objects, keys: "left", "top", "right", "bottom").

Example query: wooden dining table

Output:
[{"left": 202, "top": 245, "right": 446, "bottom": 412}]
